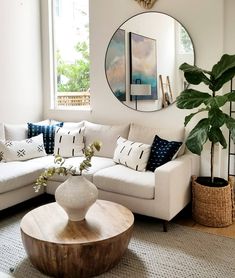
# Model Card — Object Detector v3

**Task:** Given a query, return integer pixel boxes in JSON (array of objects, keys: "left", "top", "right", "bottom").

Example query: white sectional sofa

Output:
[{"left": 0, "top": 120, "right": 199, "bottom": 231}]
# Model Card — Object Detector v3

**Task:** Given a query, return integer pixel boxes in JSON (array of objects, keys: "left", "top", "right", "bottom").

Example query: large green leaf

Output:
[
  {"left": 205, "top": 95, "right": 228, "bottom": 108},
  {"left": 185, "top": 118, "right": 210, "bottom": 155},
  {"left": 208, "top": 108, "right": 226, "bottom": 127},
  {"left": 211, "top": 68, "right": 235, "bottom": 91},
  {"left": 180, "top": 63, "right": 212, "bottom": 86},
  {"left": 208, "top": 127, "right": 227, "bottom": 148},
  {"left": 176, "top": 89, "right": 211, "bottom": 109},
  {"left": 184, "top": 108, "right": 208, "bottom": 126},
  {"left": 225, "top": 115, "right": 235, "bottom": 143},
  {"left": 211, "top": 54, "right": 235, "bottom": 80},
  {"left": 226, "top": 90, "right": 235, "bottom": 101},
  {"left": 180, "top": 63, "right": 211, "bottom": 74}
]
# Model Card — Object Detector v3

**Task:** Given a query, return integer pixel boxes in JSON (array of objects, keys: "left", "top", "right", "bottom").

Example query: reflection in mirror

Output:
[{"left": 105, "top": 12, "right": 195, "bottom": 112}]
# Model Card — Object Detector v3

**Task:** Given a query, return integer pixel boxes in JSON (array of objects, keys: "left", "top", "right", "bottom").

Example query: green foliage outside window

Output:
[{"left": 56, "top": 41, "right": 90, "bottom": 92}]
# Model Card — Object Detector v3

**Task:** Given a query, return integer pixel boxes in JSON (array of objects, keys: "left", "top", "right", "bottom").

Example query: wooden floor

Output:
[
  {"left": 174, "top": 204, "right": 235, "bottom": 239},
  {"left": 175, "top": 176, "right": 235, "bottom": 239}
]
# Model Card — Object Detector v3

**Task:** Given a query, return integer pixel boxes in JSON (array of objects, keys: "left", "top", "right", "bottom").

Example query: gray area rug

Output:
[{"left": 0, "top": 207, "right": 235, "bottom": 278}]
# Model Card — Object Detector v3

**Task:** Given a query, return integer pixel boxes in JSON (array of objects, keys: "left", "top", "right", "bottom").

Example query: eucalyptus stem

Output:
[{"left": 34, "top": 141, "right": 101, "bottom": 192}]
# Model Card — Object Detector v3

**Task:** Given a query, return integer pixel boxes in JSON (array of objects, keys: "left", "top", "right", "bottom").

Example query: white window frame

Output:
[{"left": 41, "top": 0, "right": 91, "bottom": 112}]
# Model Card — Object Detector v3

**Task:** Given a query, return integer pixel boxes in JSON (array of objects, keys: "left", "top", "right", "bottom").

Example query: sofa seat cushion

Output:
[
  {"left": 0, "top": 156, "right": 54, "bottom": 194},
  {"left": 93, "top": 165, "right": 155, "bottom": 199},
  {"left": 49, "top": 156, "right": 116, "bottom": 183}
]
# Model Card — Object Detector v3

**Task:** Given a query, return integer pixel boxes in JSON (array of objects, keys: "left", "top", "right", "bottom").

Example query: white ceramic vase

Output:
[{"left": 55, "top": 175, "right": 98, "bottom": 221}]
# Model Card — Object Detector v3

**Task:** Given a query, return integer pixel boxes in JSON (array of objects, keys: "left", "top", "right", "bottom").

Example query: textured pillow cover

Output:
[
  {"left": 146, "top": 135, "right": 182, "bottom": 172},
  {"left": 0, "top": 134, "right": 46, "bottom": 162},
  {"left": 27, "top": 122, "right": 63, "bottom": 154},
  {"left": 113, "top": 137, "right": 151, "bottom": 172},
  {"left": 54, "top": 127, "right": 85, "bottom": 157}
]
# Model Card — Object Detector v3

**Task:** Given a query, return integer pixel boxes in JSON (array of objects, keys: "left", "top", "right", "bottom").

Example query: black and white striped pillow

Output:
[
  {"left": 54, "top": 127, "right": 84, "bottom": 158},
  {"left": 113, "top": 137, "right": 151, "bottom": 171}
]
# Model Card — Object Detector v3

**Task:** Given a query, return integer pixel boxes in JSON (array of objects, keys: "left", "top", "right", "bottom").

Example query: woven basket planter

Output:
[{"left": 192, "top": 176, "right": 235, "bottom": 227}]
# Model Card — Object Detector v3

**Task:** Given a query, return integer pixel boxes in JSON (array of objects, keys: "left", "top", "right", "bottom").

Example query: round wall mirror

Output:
[{"left": 105, "top": 12, "right": 195, "bottom": 112}]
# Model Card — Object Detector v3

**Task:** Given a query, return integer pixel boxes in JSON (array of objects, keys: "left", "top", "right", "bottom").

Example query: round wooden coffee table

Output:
[{"left": 20, "top": 200, "right": 134, "bottom": 278}]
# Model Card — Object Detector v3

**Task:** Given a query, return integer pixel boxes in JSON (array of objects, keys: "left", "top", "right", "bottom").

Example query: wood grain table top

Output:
[{"left": 20, "top": 200, "right": 134, "bottom": 245}]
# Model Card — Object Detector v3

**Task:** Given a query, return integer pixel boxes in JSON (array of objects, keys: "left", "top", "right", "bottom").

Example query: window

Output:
[
  {"left": 55, "top": 0, "right": 61, "bottom": 17},
  {"left": 52, "top": 0, "right": 90, "bottom": 108}
]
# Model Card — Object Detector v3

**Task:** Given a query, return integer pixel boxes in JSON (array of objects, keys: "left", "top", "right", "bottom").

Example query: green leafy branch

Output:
[{"left": 34, "top": 141, "right": 101, "bottom": 192}]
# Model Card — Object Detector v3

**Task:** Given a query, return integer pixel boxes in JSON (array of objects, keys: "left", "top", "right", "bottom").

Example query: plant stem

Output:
[
  {"left": 210, "top": 90, "right": 216, "bottom": 184},
  {"left": 210, "top": 141, "right": 214, "bottom": 184}
]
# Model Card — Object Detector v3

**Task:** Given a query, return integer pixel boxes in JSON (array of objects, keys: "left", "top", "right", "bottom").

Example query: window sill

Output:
[{"left": 50, "top": 106, "right": 92, "bottom": 112}]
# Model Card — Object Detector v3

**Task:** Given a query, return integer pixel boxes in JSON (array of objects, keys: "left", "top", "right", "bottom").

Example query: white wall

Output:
[
  {"left": 88, "top": 0, "right": 223, "bottom": 126},
  {"left": 0, "top": 0, "right": 43, "bottom": 124},
  {"left": 44, "top": 0, "right": 223, "bottom": 123},
  {"left": 1, "top": 0, "right": 234, "bottom": 177},
  {"left": 43, "top": 0, "right": 234, "bottom": 178}
]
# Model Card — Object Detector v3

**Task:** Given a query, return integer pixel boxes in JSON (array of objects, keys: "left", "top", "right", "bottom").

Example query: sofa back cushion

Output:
[
  {"left": 4, "top": 124, "right": 28, "bottom": 141},
  {"left": 62, "top": 121, "right": 84, "bottom": 129},
  {"left": 84, "top": 121, "right": 130, "bottom": 158},
  {"left": 3, "top": 120, "right": 52, "bottom": 141},
  {"left": 0, "top": 123, "right": 5, "bottom": 141},
  {"left": 128, "top": 123, "right": 185, "bottom": 156}
]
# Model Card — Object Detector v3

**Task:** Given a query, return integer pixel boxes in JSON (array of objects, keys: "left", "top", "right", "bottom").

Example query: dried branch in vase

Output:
[{"left": 135, "top": 0, "right": 157, "bottom": 9}]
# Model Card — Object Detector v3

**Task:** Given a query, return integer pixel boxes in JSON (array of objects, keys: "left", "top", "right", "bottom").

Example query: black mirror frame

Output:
[{"left": 105, "top": 11, "right": 196, "bottom": 112}]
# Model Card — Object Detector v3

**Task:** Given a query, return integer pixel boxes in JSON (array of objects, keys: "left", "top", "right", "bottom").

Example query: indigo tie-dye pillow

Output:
[{"left": 27, "top": 122, "right": 63, "bottom": 154}]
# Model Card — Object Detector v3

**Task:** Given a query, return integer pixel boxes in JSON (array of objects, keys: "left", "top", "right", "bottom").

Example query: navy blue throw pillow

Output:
[
  {"left": 146, "top": 135, "right": 182, "bottom": 172},
  {"left": 27, "top": 122, "right": 63, "bottom": 154}
]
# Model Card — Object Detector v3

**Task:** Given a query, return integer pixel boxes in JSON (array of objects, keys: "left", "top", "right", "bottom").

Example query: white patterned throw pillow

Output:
[
  {"left": 0, "top": 134, "right": 46, "bottom": 162},
  {"left": 54, "top": 127, "right": 85, "bottom": 157},
  {"left": 113, "top": 137, "right": 151, "bottom": 171}
]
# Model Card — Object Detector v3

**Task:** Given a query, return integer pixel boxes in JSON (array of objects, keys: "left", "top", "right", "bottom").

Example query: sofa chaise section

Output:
[{"left": 0, "top": 156, "right": 54, "bottom": 210}]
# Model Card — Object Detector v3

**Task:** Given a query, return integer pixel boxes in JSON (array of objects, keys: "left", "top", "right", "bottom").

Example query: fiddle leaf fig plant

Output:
[
  {"left": 176, "top": 54, "right": 235, "bottom": 184},
  {"left": 34, "top": 141, "right": 102, "bottom": 192}
]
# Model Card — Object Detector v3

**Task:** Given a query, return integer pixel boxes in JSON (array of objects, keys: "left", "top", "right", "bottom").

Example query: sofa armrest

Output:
[{"left": 154, "top": 153, "right": 200, "bottom": 220}]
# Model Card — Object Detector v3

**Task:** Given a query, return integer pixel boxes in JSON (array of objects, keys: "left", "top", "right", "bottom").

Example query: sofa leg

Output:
[{"left": 162, "top": 220, "right": 168, "bottom": 232}]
